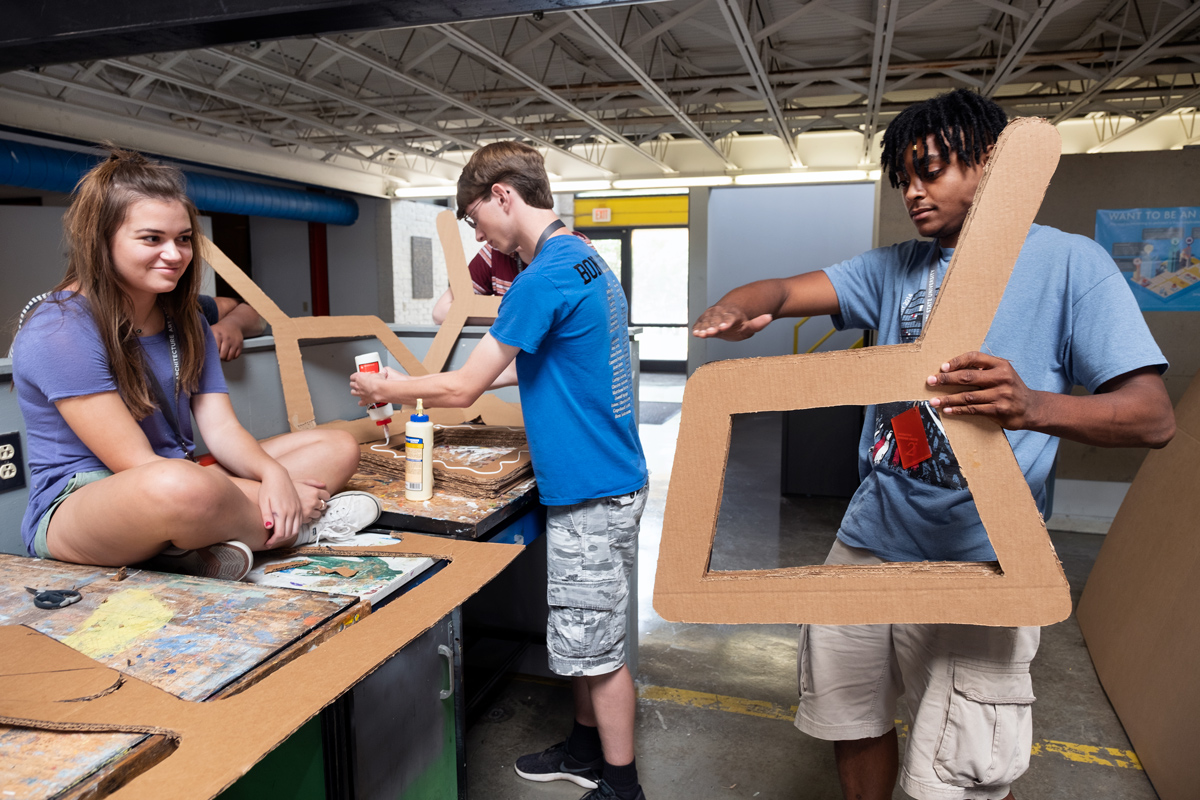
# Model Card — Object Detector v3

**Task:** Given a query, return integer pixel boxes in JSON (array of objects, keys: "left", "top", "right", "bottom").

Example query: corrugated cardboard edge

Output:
[
  {"left": 1076, "top": 373, "right": 1199, "bottom": 800},
  {"left": 200, "top": 235, "right": 522, "bottom": 431},
  {"left": 654, "top": 117, "right": 1072, "bottom": 627},
  {"left": 0, "top": 534, "right": 521, "bottom": 800}
]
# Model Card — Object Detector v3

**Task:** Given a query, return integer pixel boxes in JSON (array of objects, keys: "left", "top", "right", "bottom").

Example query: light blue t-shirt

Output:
[
  {"left": 824, "top": 224, "right": 1166, "bottom": 562},
  {"left": 12, "top": 293, "right": 228, "bottom": 556},
  {"left": 489, "top": 234, "right": 647, "bottom": 506}
]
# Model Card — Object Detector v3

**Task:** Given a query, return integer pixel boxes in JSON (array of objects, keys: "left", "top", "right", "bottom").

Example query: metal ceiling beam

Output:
[
  {"left": 1050, "top": 2, "right": 1200, "bottom": 123},
  {"left": 862, "top": 0, "right": 901, "bottom": 161},
  {"left": 566, "top": 9, "right": 739, "bottom": 169},
  {"left": 316, "top": 37, "right": 616, "bottom": 177},
  {"left": 984, "top": 0, "right": 1087, "bottom": 95},
  {"left": 206, "top": 47, "right": 480, "bottom": 152},
  {"left": 1089, "top": 83, "right": 1200, "bottom": 150},
  {"left": 98, "top": 58, "right": 459, "bottom": 167},
  {"left": 8, "top": 72, "right": 407, "bottom": 176},
  {"left": 0, "top": 0, "right": 648, "bottom": 73},
  {"left": 714, "top": 0, "right": 804, "bottom": 167},
  {"left": 433, "top": 23, "right": 676, "bottom": 173}
]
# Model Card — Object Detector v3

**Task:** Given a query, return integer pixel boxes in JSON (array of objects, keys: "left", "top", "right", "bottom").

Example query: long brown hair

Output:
[{"left": 50, "top": 147, "right": 206, "bottom": 419}]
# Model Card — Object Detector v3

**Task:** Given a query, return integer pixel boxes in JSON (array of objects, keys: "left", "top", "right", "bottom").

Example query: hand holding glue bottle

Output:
[{"left": 354, "top": 352, "right": 394, "bottom": 437}]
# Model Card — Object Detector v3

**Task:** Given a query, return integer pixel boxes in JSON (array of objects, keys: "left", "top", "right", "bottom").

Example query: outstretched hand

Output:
[
  {"left": 692, "top": 304, "right": 774, "bottom": 341},
  {"left": 927, "top": 351, "right": 1042, "bottom": 430}
]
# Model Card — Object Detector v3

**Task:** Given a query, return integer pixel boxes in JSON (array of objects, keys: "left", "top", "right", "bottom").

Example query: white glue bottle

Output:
[
  {"left": 405, "top": 399, "right": 434, "bottom": 501},
  {"left": 354, "top": 352, "right": 394, "bottom": 437}
]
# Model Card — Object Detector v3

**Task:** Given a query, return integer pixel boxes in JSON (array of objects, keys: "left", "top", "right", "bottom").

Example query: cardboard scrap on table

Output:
[
  {"left": 317, "top": 565, "right": 359, "bottom": 578},
  {"left": 0, "top": 532, "right": 522, "bottom": 800},
  {"left": 655, "top": 117, "right": 1071, "bottom": 627},
  {"left": 200, "top": 212, "right": 523, "bottom": 434},
  {"left": 262, "top": 559, "right": 309, "bottom": 574},
  {"left": 1076, "top": 373, "right": 1198, "bottom": 800}
]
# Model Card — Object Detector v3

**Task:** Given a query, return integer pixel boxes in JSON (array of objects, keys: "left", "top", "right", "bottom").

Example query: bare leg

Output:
[
  {"left": 47, "top": 459, "right": 269, "bottom": 565},
  {"left": 212, "top": 429, "right": 361, "bottom": 517},
  {"left": 572, "top": 665, "right": 636, "bottom": 766},
  {"left": 834, "top": 729, "right": 899, "bottom": 800},
  {"left": 47, "top": 429, "right": 361, "bottom": 565}
]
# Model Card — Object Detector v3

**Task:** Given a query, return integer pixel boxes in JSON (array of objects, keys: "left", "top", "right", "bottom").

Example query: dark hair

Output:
[
  {"left": 49, "top": 146, "right": 206, "bottom": 419},
  {"left": 456, "top": 141, "right": 554, "bottom": 218},
  {"left": 880, "top": 89, "right": 1008, "bottom": 189}
]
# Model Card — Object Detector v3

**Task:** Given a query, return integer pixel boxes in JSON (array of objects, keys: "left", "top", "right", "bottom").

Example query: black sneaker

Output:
[
  {"left": 514, "top": 741, "right": 602, "bottom": 789},
  {"left": 580, "top": 779, "right": 647, "bottom": 800}
]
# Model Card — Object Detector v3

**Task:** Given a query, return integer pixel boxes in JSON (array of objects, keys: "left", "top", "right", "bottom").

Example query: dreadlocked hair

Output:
[
  {"left": 880, "top": 89, "right": 1008, "bottom": 189},
  {"left": 47, "top": 146, "right": 206, "bottom": 420}
]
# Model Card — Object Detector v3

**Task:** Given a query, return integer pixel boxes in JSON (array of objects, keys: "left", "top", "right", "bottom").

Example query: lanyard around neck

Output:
[
  {"left": 919, "top": 250, "right": 941, "bottom": 335},
  {"left": 532, "top": 219, "right": 566, "bottom": 261},
  {"left": 141, "top": 312, "right": 193, "bottom": 460}
]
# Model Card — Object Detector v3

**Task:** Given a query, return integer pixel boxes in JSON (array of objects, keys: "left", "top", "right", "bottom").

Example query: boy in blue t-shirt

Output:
[
  {"left": 693, "top": 90, "right": 1175, "bottom": 800},
  {"left": 350, "top": 141, "right": 649, "bottom": 800}
]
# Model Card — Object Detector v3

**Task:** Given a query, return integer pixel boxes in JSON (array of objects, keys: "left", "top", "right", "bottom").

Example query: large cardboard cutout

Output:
[
  {"left": 1076, "top": 373, "right": 1198, "bottom": 800},
  {"left": 655, "top": 117, "right": 1071, "bottom": 627},
  {"left": 0, "top": 534, "right": 519, "bottom": 800},
  {"left": 201, "top": 213, "right": 523, "bottom": 432}
]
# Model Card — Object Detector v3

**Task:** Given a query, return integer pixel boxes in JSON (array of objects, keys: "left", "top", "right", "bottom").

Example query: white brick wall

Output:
[
  {"left": 389, "top": 199, "right": 478, "bottom": 325},
  {"left": 387, "top": 194, "right": 576, "bottom": 325}
]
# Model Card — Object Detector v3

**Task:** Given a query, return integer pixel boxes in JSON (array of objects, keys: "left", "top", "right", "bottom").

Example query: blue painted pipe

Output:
[{"left": 0, "top": 138, "right": 359, "bottom": 225}]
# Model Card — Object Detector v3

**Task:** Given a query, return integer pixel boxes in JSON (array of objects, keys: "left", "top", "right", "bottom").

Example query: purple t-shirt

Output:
[{"left": 11, "top": 293, "right": 227, "bottom": 555}]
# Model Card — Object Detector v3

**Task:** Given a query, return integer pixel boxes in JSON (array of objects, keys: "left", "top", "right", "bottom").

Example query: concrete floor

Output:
[{"left": 466, "top": 373, "right": 1157, "bottom": 800}]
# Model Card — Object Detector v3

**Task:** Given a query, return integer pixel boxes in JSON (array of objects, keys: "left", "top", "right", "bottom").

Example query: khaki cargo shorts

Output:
[
  {"left": 544, "top": 484, "right": 647, "bottom": 677},
  {"left": 794, "top": 540, "right": 1040, "bottom": 800}
]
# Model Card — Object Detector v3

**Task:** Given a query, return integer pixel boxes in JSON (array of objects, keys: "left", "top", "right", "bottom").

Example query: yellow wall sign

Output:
[{"left": 575, "top": 195, "right": 688, "bottom": 227}]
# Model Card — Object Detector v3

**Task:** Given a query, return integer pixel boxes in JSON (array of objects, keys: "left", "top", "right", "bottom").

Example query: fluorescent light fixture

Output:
[
  {"left": 734, "top": 170, "right": 878, "bottom": 185},
  {"left": 390, "top": 185, "right": 457, "bottom": 198},
  {"left": 550, "top": 180, "right": 613, "bottom": 193},
  {"left": 576, "top": 188, "right": 690, "bottom": 198},
  {"left": 612, "top": 175, "right": 734, "bottom": 189}
]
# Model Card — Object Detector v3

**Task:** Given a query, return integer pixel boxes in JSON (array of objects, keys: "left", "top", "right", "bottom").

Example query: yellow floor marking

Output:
[
  {"left": 60, "top": 588, "right": 174, "bottom": 658},
  {"left": 633, "top": 683, "right": 1143, "bottom": 771}
]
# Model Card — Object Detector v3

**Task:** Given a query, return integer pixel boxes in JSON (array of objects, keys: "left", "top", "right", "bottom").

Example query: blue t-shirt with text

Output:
[
  {"left": 824, "top": 225, "right": 1166, "bottom": 562},
  {"left": 489, "top": 234, "right": 647, "bottom": 505}
]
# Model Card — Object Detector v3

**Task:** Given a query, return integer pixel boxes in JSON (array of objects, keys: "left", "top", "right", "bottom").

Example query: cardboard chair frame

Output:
[
  {"left": 200, "top": 210, "right": 523, "bottom": 434},
  {"left": 654, "top": 118, "right": 1073, "bottom": 627}
]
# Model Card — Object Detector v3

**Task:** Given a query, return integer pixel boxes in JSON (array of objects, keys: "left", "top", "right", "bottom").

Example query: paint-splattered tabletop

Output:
[{"left": 0, "top": 555, "right": 361, "bottom": 799}]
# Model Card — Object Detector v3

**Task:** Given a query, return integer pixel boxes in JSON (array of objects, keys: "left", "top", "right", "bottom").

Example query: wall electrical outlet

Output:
[{"left": 0, "top": 431, "right": 25, "bottom": 491}]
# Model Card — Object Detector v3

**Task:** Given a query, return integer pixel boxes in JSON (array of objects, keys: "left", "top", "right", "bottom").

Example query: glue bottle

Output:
[
  {"left": 355, "top": 352, "right": 394, "bottom": 436},
  {"left": 405, "top": 399, "right": 434, "bottom": 501}
]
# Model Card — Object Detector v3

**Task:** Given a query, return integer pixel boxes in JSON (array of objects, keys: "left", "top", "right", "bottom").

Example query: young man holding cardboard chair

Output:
[
  {"left": 350, "top": 141, "right": 650, "bottom": 800},
  {"left": 694, "top": 89, "right": 1175, "bottom": 800}
]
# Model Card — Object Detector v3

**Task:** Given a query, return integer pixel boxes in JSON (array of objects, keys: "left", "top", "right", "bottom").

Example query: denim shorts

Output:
[
  {"left": 32, "top": 469, "right": 114, "bottom": 559},
  {"left": 544, "top": 484, "right": 647, "bottom": 677}
]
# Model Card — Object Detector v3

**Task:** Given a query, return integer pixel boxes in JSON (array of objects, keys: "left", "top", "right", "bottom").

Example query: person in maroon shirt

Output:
[{"left": 432, "top": 235, "right": 593, "bottom": 324}]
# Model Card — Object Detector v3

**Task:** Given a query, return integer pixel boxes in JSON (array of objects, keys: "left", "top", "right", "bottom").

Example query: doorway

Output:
[{"left": 580, "top": 225, "right": 689, "bottom": 373}]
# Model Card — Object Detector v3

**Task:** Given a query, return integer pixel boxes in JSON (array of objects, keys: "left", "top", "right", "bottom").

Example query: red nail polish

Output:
[{"left": 265, "top": 521, "right": 273, "bottom": 529}]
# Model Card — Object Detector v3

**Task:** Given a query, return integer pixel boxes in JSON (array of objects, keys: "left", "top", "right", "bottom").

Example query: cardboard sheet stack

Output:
[
  {"left": 357, "top": 424, "right": 533, "bottom": 499},
  {"left": 432, "top": 446, "right": 532, "bottom": 498},
  {"left": 431, "top": 424, "right": 531, "bottom": 498}
]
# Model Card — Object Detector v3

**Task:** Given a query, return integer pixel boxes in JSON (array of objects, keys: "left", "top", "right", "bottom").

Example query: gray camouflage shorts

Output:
[{"left": 544, "top": 484, "right": 647, "bottom": 677}]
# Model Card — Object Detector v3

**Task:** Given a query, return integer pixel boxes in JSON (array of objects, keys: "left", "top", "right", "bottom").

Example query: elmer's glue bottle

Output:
[{"left": 405, "top": 400, "right": 434, "bottom": 501}]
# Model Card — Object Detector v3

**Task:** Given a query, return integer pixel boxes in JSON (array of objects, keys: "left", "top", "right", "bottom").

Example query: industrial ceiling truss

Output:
[{"left": 2, "top": 0, "right": 1199, "bottom": 194}]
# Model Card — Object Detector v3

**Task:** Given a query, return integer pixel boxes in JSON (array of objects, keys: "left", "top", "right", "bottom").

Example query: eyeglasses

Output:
[{"left": 463, "top": 194, "right": 487, "bottom": 230}]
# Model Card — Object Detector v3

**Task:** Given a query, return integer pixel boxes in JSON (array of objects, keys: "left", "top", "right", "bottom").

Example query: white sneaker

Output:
[
  {"left": 297, "top": 491, "right": 383, "bottom": 546},
  {"left": 146, "top": 540, "right": 254, "bottom": 581}
]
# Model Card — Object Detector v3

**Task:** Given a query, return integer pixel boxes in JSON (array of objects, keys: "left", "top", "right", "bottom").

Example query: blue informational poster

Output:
[{"left": 1095, "top": 207, "right": 1200, "bottom": 311}]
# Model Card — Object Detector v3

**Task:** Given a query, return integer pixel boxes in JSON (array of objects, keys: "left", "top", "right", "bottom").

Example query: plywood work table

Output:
[{"left": 0, "top": 555, "right": 364, "bottom": 800}]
